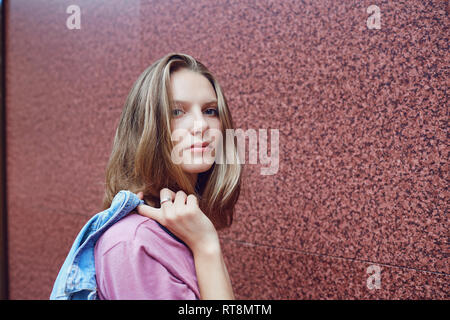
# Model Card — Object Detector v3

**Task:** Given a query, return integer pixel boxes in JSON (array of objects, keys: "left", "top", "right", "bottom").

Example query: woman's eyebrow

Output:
[{"left": 174, "top": 100, "right": 218, "bottom": 106}]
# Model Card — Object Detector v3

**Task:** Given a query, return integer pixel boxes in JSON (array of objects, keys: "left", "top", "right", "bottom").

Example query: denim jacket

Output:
[{"left": 49, "top": 190, "right": 144, "bottom": 300}]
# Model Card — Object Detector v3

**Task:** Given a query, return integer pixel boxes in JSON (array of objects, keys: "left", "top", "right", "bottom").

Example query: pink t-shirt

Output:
[{"left": 94, "top": 213, "right": 200, "bottom": 300}]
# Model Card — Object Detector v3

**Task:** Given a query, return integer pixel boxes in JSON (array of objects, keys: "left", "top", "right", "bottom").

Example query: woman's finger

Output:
[
  {"left": 160, "top": 188, "right": 175, "bottom": 209},
  {"left": 136, "top": 203, "right": 162, "bottom": 222},
  {"left": 174, "top": 190, "right": 187, "bottom": 207},
  {"left": 186, "top": 194, "right": 198, "bottom": 207}
]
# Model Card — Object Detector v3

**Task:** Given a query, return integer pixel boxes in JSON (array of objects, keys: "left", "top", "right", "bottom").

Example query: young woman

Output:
[{"left": 94, "top": 53, "right": 243, "bottom": 300}]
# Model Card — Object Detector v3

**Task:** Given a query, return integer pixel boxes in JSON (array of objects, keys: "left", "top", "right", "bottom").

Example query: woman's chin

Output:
[{"left": 180, "top": 161, "right": 215, "bottom": 174}]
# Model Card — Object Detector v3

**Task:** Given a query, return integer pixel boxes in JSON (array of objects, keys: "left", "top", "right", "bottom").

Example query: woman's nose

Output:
[{"left": 190, "top": 111, "right": 208, "bottom": 136}]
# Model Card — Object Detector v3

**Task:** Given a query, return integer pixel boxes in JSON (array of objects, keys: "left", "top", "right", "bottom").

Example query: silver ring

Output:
[{"left": 160, "top": 197, "right": 172, "bottom": 205}]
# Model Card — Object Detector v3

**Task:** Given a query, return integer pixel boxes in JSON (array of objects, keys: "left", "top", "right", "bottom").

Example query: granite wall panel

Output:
[
  {"left": 5, "top": 0, "right": 143, "bottom": 299},
  {"left": 5, "top": 0, "right": 448, "bottom": 299}
]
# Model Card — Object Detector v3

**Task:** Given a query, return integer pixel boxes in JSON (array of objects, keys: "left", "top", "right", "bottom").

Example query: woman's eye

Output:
[
  {"left": 205, "top": 108, "right": 219, "bottom": 116},
  {"left": 172, "top": 109, "right": 184, "bottom": 116}
]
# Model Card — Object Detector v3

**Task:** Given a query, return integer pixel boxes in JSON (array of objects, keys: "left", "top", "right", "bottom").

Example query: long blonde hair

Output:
[{"left": 102, "top": 53, "right": 243, "bottom": 229}]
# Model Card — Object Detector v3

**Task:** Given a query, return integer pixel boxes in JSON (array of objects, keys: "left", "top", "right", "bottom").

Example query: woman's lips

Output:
[
  {"left": 190, "top": 145, "right": 212, "bottom": 152},
  {"left": 188, "top": 141, "right": 211, "bottom": 152}
]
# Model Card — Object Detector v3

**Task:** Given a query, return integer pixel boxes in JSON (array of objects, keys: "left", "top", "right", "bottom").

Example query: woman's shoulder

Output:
[
  {"left": 95, "top": 213, "right": 189, "bottom": 256},
  {"left": 95, "top": 213, "right": 197, "bottom": 283},
  {"left": 94, "top": 213, "right": 200, "bottom": 299}
]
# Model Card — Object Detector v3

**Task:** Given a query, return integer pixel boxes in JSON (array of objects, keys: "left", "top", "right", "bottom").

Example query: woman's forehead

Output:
[{"left": 170, "top": 69, "right": 216, "bottom": 103}]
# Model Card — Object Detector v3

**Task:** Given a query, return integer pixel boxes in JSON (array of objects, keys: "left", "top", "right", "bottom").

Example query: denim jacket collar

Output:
[{"left": 50, "top": 190, "right": 144, "bottom": 300}]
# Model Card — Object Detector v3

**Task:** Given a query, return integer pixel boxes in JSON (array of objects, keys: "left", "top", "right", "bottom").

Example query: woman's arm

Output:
[
  {"left": 191, "top": 236, "right": 235, "bottom": 300},
  {"left": 137, "top": 190, "right": 235, "bottom": 300}
]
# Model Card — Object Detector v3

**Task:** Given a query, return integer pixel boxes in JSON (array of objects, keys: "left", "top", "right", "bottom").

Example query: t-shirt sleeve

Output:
[{"left": 95, "top": 240, "right": 198, "bottom": 300}]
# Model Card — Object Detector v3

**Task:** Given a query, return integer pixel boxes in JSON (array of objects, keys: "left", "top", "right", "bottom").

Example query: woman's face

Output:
[{"left": 169, "top": 68, "right": 222, "bottom": 182}]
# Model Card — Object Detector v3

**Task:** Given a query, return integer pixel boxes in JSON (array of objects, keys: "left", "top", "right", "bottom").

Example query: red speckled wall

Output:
[{"left": 5, "top": 0, "right": 448, "bottom": 299}]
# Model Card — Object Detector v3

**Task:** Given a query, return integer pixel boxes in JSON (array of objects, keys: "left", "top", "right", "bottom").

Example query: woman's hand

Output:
[
  {"left": 136, "top": 188, "right": 219, "bottom": 254},
  {"left": 136, "top": 188, "right": 235, "bottom": 300}
]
